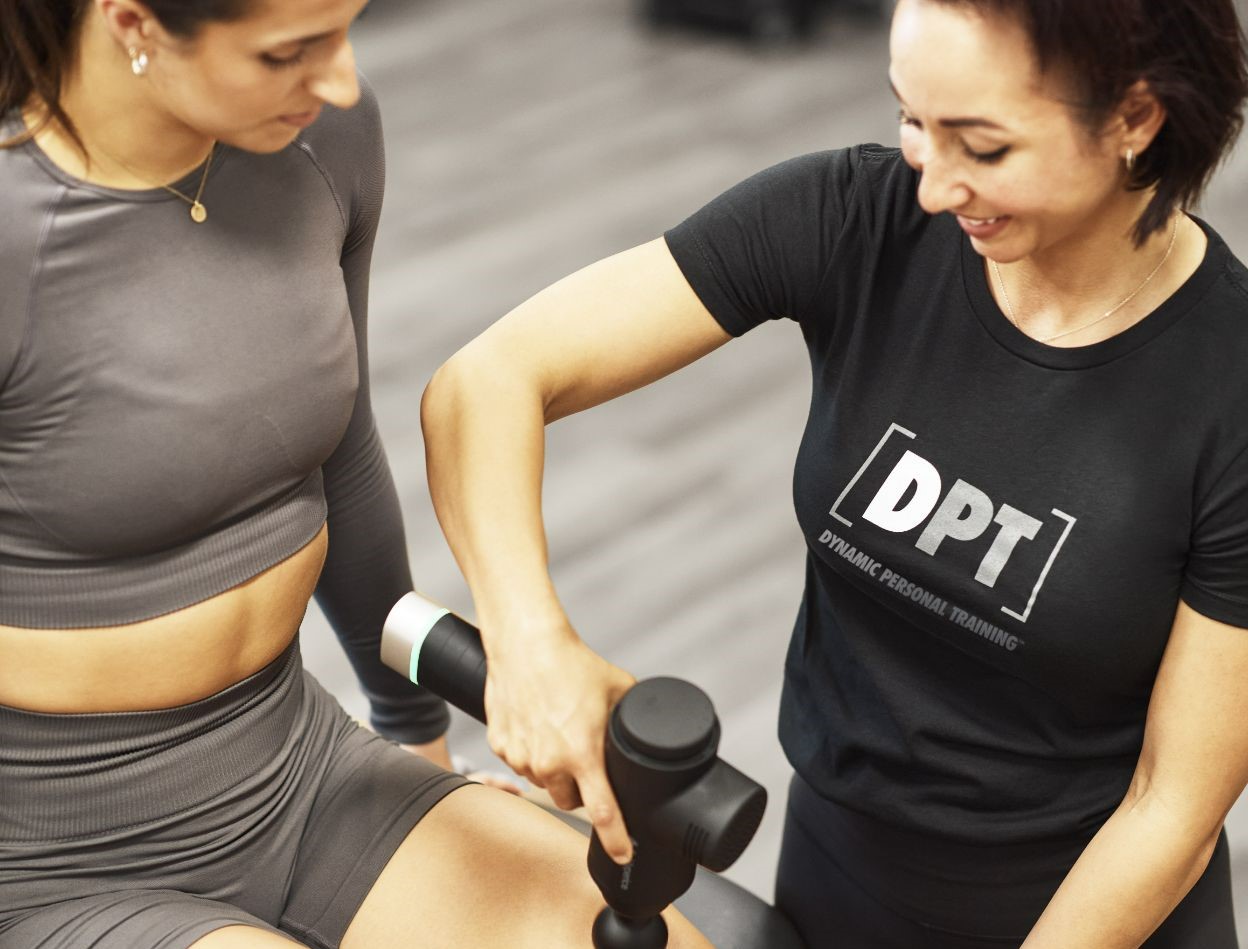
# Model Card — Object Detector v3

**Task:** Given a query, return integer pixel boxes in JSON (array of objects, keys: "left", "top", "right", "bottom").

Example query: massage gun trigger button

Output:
[{"left": 615, "top": 677, "right": 717, "bottom": 762}]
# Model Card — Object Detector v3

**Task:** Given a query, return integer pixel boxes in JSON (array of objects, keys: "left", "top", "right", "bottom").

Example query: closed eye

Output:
[
  {"left": 966, "top": 144, "right": 1010, "bottom": 164},
  {"left": 261, "top": 48, "right": 308, "bottom": 69},
  {"left": 899, "top": 109, "right": 1010, "bottom": 165}
]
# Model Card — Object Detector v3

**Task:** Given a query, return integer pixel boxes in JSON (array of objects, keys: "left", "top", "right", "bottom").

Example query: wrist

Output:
[{"left": 473, "top": 589, "right": 577, "bottom": 650}]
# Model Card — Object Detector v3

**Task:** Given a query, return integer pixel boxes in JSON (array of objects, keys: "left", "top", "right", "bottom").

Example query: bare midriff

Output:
[{"left": 0, "top": 523, "right": 329, "bottom": 714}]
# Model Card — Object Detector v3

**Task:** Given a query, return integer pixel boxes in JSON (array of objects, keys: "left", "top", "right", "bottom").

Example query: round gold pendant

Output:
[{"left": 190, "top": 202, "right": 207, "bottom": 224}]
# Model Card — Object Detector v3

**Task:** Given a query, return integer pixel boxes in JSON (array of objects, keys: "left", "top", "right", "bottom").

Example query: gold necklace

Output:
[
  {"left": 169, "top": 144, "right": 214, "bottom": 223},
  {"left": 93, "top": 142, "right": 217, "bottom": 224},
  {"left": 992, "top": 217, "right": 1179, "bottom": 343}
]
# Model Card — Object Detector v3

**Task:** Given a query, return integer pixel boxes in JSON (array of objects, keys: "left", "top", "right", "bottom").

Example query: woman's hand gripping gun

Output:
[{"left": 381, "top": 592, "right": 767, "bottom": 949}]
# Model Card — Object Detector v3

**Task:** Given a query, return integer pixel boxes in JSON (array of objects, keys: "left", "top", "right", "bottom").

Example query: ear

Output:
[
  {"left": 1114, "top": 78, "right": 1167, "bottom": 160},
  {"left": 94, "top": 0, "right": 170, "bottom": 52}
]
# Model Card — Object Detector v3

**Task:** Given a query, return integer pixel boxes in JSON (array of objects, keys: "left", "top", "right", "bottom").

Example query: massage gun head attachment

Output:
[{"left": 605, "top": 678, "right": 767, "bottom": 873}]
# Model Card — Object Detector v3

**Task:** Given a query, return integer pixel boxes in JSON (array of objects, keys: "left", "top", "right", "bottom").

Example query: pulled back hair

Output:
[
  {"left": 931, "top": 0, "right": 1248, "bottom": 245},
  {"left": 0, "top": 0, "right": 251, "bottom": 149}
]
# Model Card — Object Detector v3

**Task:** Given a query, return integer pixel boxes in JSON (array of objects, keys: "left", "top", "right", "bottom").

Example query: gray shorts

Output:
[{"left": 0, "top": 636, "right": 470, "bottom": 949}]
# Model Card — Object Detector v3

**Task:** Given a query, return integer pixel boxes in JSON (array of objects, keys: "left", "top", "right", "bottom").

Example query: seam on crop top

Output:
[
  {"left": 0, "top": 185, "right": 99, "bottom": 553},
  {"left": 0, "top": 184, "right": 65, "bottom": 395},
  {"left": 259, "top": 411, "right": 306, "bottom": 473},
  {"left": 293, "top": 138, "right": 349, "bottom": 236}
]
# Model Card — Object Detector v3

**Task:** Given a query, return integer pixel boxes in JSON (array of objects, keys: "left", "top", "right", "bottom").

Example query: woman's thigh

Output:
[
  {"left": 775, "top": 796, "right": 1239, "bottom": 949},
  {"left": 340, "top": 784, "right": 711, "bottom": 949}
]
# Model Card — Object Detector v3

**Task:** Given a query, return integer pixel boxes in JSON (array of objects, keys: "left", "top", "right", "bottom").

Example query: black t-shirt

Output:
[{"left": 665, "top": 145, "right": 1248, "bottom": 846}]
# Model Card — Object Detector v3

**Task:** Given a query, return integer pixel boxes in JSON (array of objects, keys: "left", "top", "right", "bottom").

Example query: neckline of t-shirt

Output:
[
  {"left": 3, "top": 108, "right": 232, "bottom": 204},
  {"left": 960, "top": 216, "right": 1226, "bottom": 370}
]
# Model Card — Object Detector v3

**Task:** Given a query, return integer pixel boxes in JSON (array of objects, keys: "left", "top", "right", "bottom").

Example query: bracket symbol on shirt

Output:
[{"left": 829, "top": 422, "right": 1077, "bottom": 623}]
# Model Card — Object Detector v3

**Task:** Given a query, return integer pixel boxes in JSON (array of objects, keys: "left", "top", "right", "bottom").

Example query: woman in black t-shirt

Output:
[{"left": 423, "top": 1, "right": 1248, "bottom": 946}]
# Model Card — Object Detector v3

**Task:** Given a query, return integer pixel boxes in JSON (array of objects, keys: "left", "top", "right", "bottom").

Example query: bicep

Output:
[
  {"left": 1131, "top": 600, "right": 1248, "bottom": 835},
  {"left": 459, "top": 237, "right": 733, "bottom": 422}
]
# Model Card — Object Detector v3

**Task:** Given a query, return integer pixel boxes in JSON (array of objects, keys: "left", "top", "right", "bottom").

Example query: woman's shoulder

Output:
[
  {"left": 1187, "top": 221, "right": 1248, "bottom": 328},
  {"left": 0, "top": 123, "right": 64, "bottom": 385},
  {"left": 294, "top": 73, "right": 385, "bottom": 218},
  {"left": 770, "top": 143, "right": 924, "bottom": 230},
  {"left": 1210, "top": 229, "right": 1248, "bottom": 302},
  {"left": 300, "top": 72, "right": 383, "bottom": 155},
  {"left": 753, "top": 143, "right": 911, "bottom": 189},
  {"left": 691, "top": 143, "right": 919, "bottom": 237}
]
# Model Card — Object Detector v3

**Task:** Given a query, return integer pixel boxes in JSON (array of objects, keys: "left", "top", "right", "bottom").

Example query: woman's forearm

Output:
[
  {"left": 421, "top": 341, "right": 641, "bottom": 860},
  {"left": 421, "top": 351, "right": 570, "bottom": 643},
  {"left": 1022, "top": 795, "right": 1218, "bottom": 948},
  {"left": 422, "top": 240, "right": 727, "bottom": 642}
]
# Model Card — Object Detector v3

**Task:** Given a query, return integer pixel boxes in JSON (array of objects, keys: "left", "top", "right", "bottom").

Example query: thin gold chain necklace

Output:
[
  {"left": 92, "top": 142, "right": 217, "bottom": 224},
  {"left": 992, "top": 217, "right": 1179, "bottom": 344}
]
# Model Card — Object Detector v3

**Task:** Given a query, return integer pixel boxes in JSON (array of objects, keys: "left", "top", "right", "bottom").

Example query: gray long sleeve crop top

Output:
[{"left": 0, "top": 78, "right": 449, "bottom": 743}]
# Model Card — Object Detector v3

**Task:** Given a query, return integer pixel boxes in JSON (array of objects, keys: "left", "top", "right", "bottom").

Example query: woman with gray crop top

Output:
[{"left": 0, "top": 2, "right": 711, "bottom": 948}]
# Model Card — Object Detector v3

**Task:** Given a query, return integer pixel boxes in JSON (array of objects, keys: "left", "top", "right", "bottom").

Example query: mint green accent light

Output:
[{"left": 410, "top": 608, "right": 449, "bottom": 684}]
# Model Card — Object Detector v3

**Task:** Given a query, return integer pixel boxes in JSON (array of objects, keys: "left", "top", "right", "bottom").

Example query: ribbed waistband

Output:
[
  {"left": 788, "top": 773, "right": 1095, "bottom": 939},
  {"left": 0, "top": 636, "right": 305, "bottom": 842},
  {"left": 0, "top": 474, "right": 327, "bottom": 628}
]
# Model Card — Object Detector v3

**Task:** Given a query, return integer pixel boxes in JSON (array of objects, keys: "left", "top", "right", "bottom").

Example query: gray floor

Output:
[{"left": 299, "top": 0, "right": 1248, "bottom": 938}]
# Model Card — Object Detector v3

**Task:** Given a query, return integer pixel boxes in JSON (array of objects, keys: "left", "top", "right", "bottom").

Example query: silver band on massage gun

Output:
[
  {"left": 381, "top": 591, "right": 488, "bottom": 724},
  {"left": 381, "top": 591, "right": 768, "bottom": 920}
]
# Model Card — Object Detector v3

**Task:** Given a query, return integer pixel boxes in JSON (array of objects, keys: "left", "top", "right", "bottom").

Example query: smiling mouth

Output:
[{"left": 960, "top": 215, "right": 1006, "bottom": 225}]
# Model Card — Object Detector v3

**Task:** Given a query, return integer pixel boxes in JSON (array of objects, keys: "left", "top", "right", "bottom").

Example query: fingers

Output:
[
  {"left": 543, "top": 773, "right": 584, "bottom": 811},
  {"left": 577, "top": 764, "right": 633, "bottom": 864},
  {"left": 487, "top": 728, "right": 632, "bottom": 863},
  {"left": 480, "top": 641, "right": 637, "bottom": 864}
]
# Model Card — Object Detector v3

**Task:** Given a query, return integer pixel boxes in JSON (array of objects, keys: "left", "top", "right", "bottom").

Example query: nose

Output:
[
  {"left": 307, "top": 38, "right": 360, "bottom": 110},
  {"left": 909, "top": 144, "right": 973, "bottom": 216}
]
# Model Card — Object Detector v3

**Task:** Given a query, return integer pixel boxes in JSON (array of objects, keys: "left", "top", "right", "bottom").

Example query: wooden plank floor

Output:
[{"left": 298, "top": 0, "right": 1248, "bottom": 933}]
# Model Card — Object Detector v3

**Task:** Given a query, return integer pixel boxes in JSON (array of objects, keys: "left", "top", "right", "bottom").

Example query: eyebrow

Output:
[
  {"left": 888, "top": 79, "right": 1007, "bottom": 131},
  {"left": 271, "top": 29, "right": 336, "bottom": 47},
  {"left": 269, "top": 0, "right": 370, "bottom": 49}
]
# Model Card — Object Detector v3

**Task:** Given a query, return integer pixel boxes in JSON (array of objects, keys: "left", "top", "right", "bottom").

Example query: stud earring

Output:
[{"left": 128, "top": 47, "right": 149, "bottom": 77}]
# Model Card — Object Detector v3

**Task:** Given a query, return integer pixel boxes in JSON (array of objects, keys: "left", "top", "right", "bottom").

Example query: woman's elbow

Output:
[
  {"left": 421, "top": 341, "right": 551, "bottom": 437},
  {"left": 420, "top": 357, "right": 462, "bottom": 437},
  {"left": 1123, "top": 777, "right": 1225, "bottom": 874}
]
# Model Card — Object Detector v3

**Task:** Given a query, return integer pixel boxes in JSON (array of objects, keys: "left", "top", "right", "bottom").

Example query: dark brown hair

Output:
[
  {"left": 931, "top": 0, "right": 1248, "bottom": 245},
  {"left": 1, "top": 0, "right": 251, "bottom": 149}
]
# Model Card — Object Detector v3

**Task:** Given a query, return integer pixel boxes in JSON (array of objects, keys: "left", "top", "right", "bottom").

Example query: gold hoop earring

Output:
[
  {"left": 128, "top": 47, "right": 149, "bottom": 77},
  {"left": 1124, "top": 147, "right": 1136, "bottom": 174}
]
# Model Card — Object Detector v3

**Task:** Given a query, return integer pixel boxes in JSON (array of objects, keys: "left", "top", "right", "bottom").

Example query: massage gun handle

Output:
[
  {"left": 381, "top": 592, "right": 767, "bottom": 878},
  {"left": 381, "top": 593, "right": 487, "bottom": 723}
]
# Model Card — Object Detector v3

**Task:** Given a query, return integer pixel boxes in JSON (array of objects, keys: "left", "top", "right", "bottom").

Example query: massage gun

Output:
[{"left": 381, "top": 592, "right": 768, "bottom": 949}]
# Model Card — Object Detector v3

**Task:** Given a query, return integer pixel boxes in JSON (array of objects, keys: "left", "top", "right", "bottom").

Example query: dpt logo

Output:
[{"left": 829, "top": 423, "right": 1076, "bottom": 623}]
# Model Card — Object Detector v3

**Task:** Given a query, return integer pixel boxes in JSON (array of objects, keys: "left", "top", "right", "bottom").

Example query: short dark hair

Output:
[
  {"left": 1, "top": 0, "right": 252, "bottom": 151},
  {"left": 930, "top": 0, "right": 1248, "bottom": 245}
]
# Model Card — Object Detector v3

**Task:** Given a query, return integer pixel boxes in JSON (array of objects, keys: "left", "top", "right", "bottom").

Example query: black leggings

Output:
[{"left": 774, "top": 778, "right": 1238, "bottom": 949}]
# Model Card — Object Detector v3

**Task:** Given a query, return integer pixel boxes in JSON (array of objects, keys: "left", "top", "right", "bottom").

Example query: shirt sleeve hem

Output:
[
  {"left": 662, "top": 228, "right": 755, "bottom": 338},
  {"left": 1180, "top": 581, "right": 1248, "bottom": 629}
]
